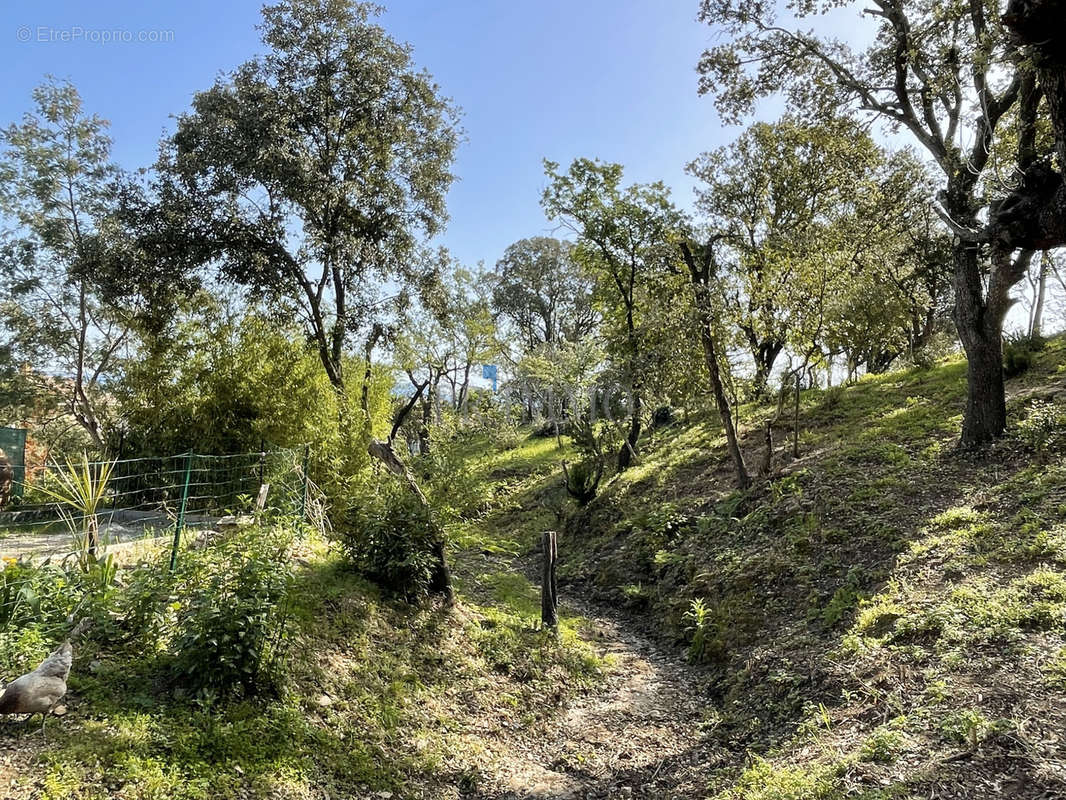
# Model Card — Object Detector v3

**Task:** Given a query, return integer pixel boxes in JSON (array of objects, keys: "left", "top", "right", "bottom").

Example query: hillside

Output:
[
  {"left": 450, "top": 339, "right": 1066, "bottom": 797},
  {"left": 3, "top": 343, "right": 1066, "bottom": 800}
]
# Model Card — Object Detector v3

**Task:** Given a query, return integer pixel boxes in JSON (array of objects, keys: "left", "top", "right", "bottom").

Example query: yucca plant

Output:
[{"left": 35, "top": 454, "right": 115, "bottom": 570}]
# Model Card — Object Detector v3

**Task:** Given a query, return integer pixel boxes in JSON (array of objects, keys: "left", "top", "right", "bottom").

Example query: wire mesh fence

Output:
[{"left": 0, "top": 446, "right": 309, "bottom": 563}]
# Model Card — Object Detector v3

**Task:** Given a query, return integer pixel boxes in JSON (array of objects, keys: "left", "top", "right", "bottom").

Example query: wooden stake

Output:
[{"left": 541, "top": 531, "right": 558, "bottom": 628}]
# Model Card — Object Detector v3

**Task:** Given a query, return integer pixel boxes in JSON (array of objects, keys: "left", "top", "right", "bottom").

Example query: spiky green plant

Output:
[{"left": 35, "top": 454, "right": 115, "bottom": 570}]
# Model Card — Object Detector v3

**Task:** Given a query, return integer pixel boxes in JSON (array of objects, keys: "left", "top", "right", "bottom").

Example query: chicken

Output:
[{"left": 0, "top": 641, "right": 73, "bottom": 732}]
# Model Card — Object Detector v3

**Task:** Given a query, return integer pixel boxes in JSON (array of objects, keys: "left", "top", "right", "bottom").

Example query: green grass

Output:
[
  {"left": 11, "top": 338, "right": 1066, "bottom": 799},
  {"left": 2, "top": 430, "right": 606, "bottom": 800},
  {"left": 543, "top": 341, "right": 1066, "bottom": 797}
]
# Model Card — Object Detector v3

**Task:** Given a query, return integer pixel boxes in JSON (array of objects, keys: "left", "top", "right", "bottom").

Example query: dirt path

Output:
[{"left": 477, "top": 598, "right": 723, "bottom": 800}]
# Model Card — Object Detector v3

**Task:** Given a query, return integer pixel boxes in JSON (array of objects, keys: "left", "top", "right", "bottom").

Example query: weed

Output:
[
  {"left": 859, "top": 727, "right": 905, "bottom": 763},
  {"left": 937, "top": 709, "right": 1012, "bottom": 747}
]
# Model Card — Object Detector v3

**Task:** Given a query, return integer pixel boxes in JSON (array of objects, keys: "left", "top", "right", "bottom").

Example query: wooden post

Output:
[{"left": 541, "top": 531, "right": 558, "bottom": 628}]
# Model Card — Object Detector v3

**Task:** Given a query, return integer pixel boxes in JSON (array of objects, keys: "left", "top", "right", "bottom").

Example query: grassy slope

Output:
[
  {"left": 10, "top": 341, "right": 1066, "bottom": 799},
  {"left": 3, "top": 436, "right": 605, "bottom": 800},
  {"left": 553, "top": 339, "right": 1066, "bottom": 797}
]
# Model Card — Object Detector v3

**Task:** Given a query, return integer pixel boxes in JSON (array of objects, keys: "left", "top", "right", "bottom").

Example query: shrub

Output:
[
  {"left": 651, "top": 405, "right": 676, "bottom": 429},
  {"left": 562, "top": 458, "right": 603, "bottom": 506},
  {"left": 683, "top": 597, "right": 726, "bottom": 663},
  {"left": 0, "top": 558, "right": 82, "bottom": 631},
  {"left": 341, "top": 483, "right": 444, "bottom": 601},
  {"left": 169, "top": 527, "right": 295, "bottom": 700},
  {"left": 859, "top": 727, "right": 905, "bottom": 763},
  {"left": 1016, "top": 399, "right": 1066, "bottom": 455},
  {"left": 1003, "top": 333, "right": 1044, "bottom": 378}
]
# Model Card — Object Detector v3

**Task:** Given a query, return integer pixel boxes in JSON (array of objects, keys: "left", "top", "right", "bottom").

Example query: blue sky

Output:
[{"left": 2, "top": 0, "right": 734, "bottom": 270}]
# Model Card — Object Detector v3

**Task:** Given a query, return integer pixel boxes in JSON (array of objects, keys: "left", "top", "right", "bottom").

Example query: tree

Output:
[
  {"left": 149, "top": 0, "right": 461, "bottom": 597},
  {"left": 395, "top": 265, "right": 496, "bottom": 454},
  {"left": 697, "top": 0, "right": 1066, "bottom": 446},
  {"left": 542, "top": 159, "right": 683, "bottom": 471},
  {"left": 687, "top": 116, "right": 881, "bottom": 397},
  {"left": 444, "top": 267, "right": 498, "bottom": 413},
  {"left": 679, "top": 237, "right": 751, "bottom": 488},
  {"left": 0, "top": 79, "right": 137, "bottom": 449},
  {"left": 492, "top": 237, "right": 596, "bottom": 352},
  {"left": 821, "top": 151, "right": 954, "bottom": 375},
  {"left": 1027, "top": 251, "right": 1052, "bottom": 339}
]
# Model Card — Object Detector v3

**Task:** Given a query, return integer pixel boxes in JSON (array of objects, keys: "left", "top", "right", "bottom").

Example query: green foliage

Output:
[
  {"left": 1015, "top": 399, "right": 1066, "bottom": 454},
  {"left": 33, "top": 453, "right": 116, "bottom": 570},
  {"left": 341, "top": 481, "right": 444, "bottom": 601},
  {"left": 148, "top": 0, "right": 460, "bottom": 429},
  {"left": 712, "top": 757, "right": 845, "bottom": 800},
  {"left": 858, "top": 727, "right": 905, "bottom": 763},
  {"left": 563, "top": 458, "right": 602, "bottom": 506},
  {"left": 0, "top": 525, "right": 299, "bottom": 702},
  {"left": 492, "top": 237, "right": 595, "bottom": 349},
  {"left": 819, "top": 566, "right": 869, "bottom": 627},
  {"left": 169, "top": 527, "right": 296, "bottom": 700},
  {"left": 683, "top": 597, "right": 725, "bottom": 664},
  {"left": 0, "top": 558, "right": 71, "bottom": 629},
  {"left": 0, "top": 78, "right": 133, "bottom": 447},
  {"left": 937, "top": 709, "right": 1011, "bottom": 747},
  {"left": 117, "top": 311, "right": 393, "bottom": 506},
  {"left": 1004, "top": 334, "right": 1044, "bottom": 378}
]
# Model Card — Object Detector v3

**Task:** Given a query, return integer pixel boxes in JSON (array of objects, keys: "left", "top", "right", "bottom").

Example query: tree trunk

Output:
[
  {"left": 959, "top": 333, "right": 1006, "bottom": 449},
  {"left": 456, "top": 363, "right": 472, "bottom": 412},
  {"left": 792, "top": 376, "right": 801, "bottom": 459},
  {"left": 616, "top": 389, "right": 641, "bottom": 471},
  {"left": 1031, "top": 251, "right": 1049, "bottom": 339},
  {"left": 418, "top": 397, "right": 431, "bottom": 456},
  {"left": 750, "top": 339, "right": 784, "bottom": 399},
  {"left": 699, "top": 316, "right": 751, "bottom": 489},
  {"left": 953, "top": 240, "right": 1007, "bottom": 447},
  {"left": 679, "top": 241, "right": 752, "bottom": 488}
]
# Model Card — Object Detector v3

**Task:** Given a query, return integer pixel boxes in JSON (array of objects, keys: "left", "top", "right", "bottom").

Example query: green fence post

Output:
[
  {"left": 170, "top": 452, "right": 194, "bottom": 571},
  {"left": 300, "top": 445, "right": 310, "bottom": 522}
]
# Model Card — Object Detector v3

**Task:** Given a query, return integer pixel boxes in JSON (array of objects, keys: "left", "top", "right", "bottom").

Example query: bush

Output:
[
  {"left": 1003, "top": 333, "right": 1045, "bottom": 378},
  {"left": 563, "top": 458, "right": 603, "bottom": 506},
  {"left": 531, "top": 419, "right": 566, "bottom": 438},
  {"left": 1016, "top": 399, "right": 1066, "bottom": 455},
  {"left": 341, "top": 483, "right": 444, "bottom": 601},
  {"left": 651, "top": 405, "right": 676, "bottom": 429},
  {"left": 169, "top": 527, "right": 295, "bottom": 700},
  {"left": 682, "top": 597, "right": 726, "bottom": 664}
]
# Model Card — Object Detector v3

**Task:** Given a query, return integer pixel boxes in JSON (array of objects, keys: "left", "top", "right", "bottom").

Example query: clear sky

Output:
[{"left": 1, "top": 0, "right": 733, "bottom": 270}]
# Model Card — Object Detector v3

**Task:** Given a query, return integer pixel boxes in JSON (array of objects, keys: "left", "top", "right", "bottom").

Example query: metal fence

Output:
[{"left": 0, "top": 446, "right": 309, "bottom": 562}]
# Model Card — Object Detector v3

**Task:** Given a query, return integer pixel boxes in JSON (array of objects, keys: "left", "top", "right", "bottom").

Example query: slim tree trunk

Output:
[
  {"left": 699, "top": 318, "right": 751, "bottom": 489},
  {"left": 680, "top": 241, "right": 751, "bottom": 488},
  {"left": 616, "top": 389, "right": 641, "bottom": 471},
  {"left": 1031, "top": 251, "right": 1049, "bottom": 339}
]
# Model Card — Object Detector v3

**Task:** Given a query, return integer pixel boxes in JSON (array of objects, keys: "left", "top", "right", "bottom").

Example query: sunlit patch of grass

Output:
[{"left": 711, "top": 756, "right": 848, "bottom": 800}]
